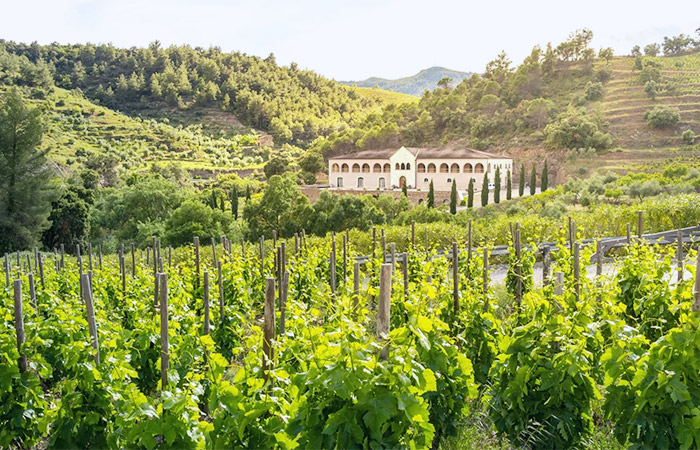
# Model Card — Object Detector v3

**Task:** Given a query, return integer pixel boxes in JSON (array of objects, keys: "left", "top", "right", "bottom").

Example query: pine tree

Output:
[
  {"left": 494, "top": 167, "right": 501, "bottom": 204},
  {"left": 0, "top": 88, "right": 55, "bottom": 252},
  {"left": 541, "top": 159, "right": 549, "bottom": 192},
  {"left": 231, "top": 187, "right": 239, "bottom": 219},
  {"left": 519, "top": 163, "right": 525, "bottom": 197},
  {"left": 506, "top": 169, "right": 512, "bottom": 200},
  {"left": 427, "top": 180, "right": 435, "bottom": 208},
  {"left": 467, "top": 178, "right": 474, "bottom": 208},
  {"left": 450, "top": 179, "right": 457, "bottom": 214},
  {"left": 481, "top": 173, "right": 489, "bottom": 207},
  {"left": 530, "top": 163, "right": 537, "bottom": 195}
]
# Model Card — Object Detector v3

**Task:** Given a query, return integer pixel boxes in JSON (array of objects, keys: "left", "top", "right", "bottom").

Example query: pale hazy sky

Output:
[{"left": 2, "top": 0, "right": 699, "bottom": 80}]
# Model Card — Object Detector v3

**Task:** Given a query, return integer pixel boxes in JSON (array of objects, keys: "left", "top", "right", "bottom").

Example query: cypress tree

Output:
[
  {"left": 506, "top": 169, "right": 512, "bottom": 200},
  {"left": 519, "top": 162, "right": 525, "bottom": 197},
  {"left": 231, "top": 187, "right": 239, "bottom": 219},
  {"left": 450, "top": 179, "right": 457, "bottom": 214},
  {"left": 530, "top": 163, "right": 537, "bottom": 195},
  {"left": 245, "top": 185, "right": 251, "bottom": 202},
  {"left": 220, "top": 195, "right": 226, "bottom": 211},
  {"left": 494, "top": 167, "right": 501, "bottom": 204},
  {"left": 481, "top": 173, "right": 489, "bottom": 207},
  {"left": 541, "top": 159, "right": 549, "bottom": 192},
  {"left": 467, "top": 178, "right": 474, "bottom": 208},
  {"left": 402, "top": 182, "right": 408, "bottom": 197},
  {"left": 427, "top": 180, "right": 435, "bottom": 208}
]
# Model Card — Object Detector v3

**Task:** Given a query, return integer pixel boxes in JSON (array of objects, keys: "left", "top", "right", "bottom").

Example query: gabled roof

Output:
[{"left": 329, "top": 146, "right": 508, "bottom": 161}]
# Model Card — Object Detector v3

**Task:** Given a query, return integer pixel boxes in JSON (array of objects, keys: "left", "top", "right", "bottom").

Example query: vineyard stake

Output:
[
  {"left": 411, "top": 221, "right": 415, "bottom": 248},
  {"left": 168, "top": 246, "right": 172, "bottom": 267},
  {"left": 33, "top": 247, "right": 38, "bottom": 272},
  {"left": 194, "top": 236, "right": 201, "bottom": 289},
  {"left": 353, "top": 262, "right": 360, "bottom": 318},
  {"left": 273, "top": 230, "right": 277, "bottom": 249},
  {"left": 391, "top": 243, "right": 396, "bottom": 272},
  {"left": 98, "top": 244, "right": 102, "bottom": 270},
  {"left": 372, "top": 227, "right": 376, "bottom": 257},
  {"left": 377, "top": 263, "right": 392, "bottom": 361},
  {"left": 203, "top": 271, "right": 210, "bottom": 335},
  {"left": 280, "top": 271, "right": 289, "bottom": 335},
  {"left": 60, "top": 244, "right": 65, "bottom": 271},
  {"left": 482, "top": 249, "right": 489, "bottom": 311},
  {"left": 259, "top": 237, "right": 265, "bottom": 277},
  {"left": 452, "top": 242, "right": 459, "bottom": 314},
  {"left": 4, "top": 254, "right": 9, "bottom": 287},
  {"left": 330, "top": 249, "right": 336, "bottom": 293},
  {"left": 542, "top": 247, "right": 550, "bottom": 287},
  {"left": 553, "top": 271, "right": 564, "bottom": 312},
  {"left": 211, "top": 237, "right": 217, "bottom": 267},
  {"left": 26, "top": 254, "right": 31, "bottom": 274},
  {"left": 596, "top": 240, "right": 603, "bottom": 277},
  {"left": 218, "top": 261, "right": 224, "bottom": 321},
  {"left": 159, "top": 273, "right": 169, "bottom": 389},
  {"left": 131, "top": 243, "right": 136, "bottom": 277},
  {"left": 80, "top": 273, "right": 100, "bottom": 365},
  {"left": 693, "top": 250, "right": 700, "bottom": 312},
  {"left": 343, "top": 233, "right": 347, "bottom": 284},
  {"left": 78, "top": 255, "right": 83, "bottom": 298},
  {"left": 638, "top": 211, "right": 643, "bottom": 239},
  {"left": 515, "top": 224, "right": 522, "bottom": 307},
  {"left": 13, "top": 280, "right": 27, "bottom": 373},
  {"left": 381, "top": 235, "right": 386, "bottom": 262},
  {"left": 677, "top": 230, "right": 683, "bottom": 283},
  {"left": 467, "top": 220, "right": 473, "bottom": 266},
  {"left": 574, "top": 242, "right": 580, "bottom": 302},
  {"left": 403, "top": 253, "right": 409, "bottom": 300},
  {"left": 626, "top": 223, "right": 631, "bottom": 245},
  {"left": 262, "top": 277, "right": 276, "bottom": 383},
  {"left": 295, "top": 233, "right": 299, "bottom": 254},
  {"left": 88, "top": 243, "right": 93, "bottom": 272},
  {"left": 28, "top": 273, "right": 36, "bottom": 313}
]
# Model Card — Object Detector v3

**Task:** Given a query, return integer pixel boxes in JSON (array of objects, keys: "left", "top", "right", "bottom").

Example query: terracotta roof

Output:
[{"left": 329, "top": 146, "right": 508, "bottom": 160}]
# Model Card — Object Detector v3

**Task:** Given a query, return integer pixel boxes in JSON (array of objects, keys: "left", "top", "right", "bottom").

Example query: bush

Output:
[
  {"left": 644, "top": 107, "right": 680, "bottom": 129},
  {"left": 604, "top": 188, "right": 623, "bottom": 199},
  {"left": 644, "top": 80, "right": 657, "bottom": 100},
  {"left": 544, "top": 107, "right": 613, "bottom": 151},
  {"left": 681, "top": 129, "right": 695, "bottom": 145},
  {"left": 584, "top": 82, "right": 604, "bottom": 101}
]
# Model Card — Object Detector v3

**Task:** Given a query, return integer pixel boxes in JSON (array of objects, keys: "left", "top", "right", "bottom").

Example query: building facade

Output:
[{"left": 328, "top": 146, "right": 512, "bottom": 191}]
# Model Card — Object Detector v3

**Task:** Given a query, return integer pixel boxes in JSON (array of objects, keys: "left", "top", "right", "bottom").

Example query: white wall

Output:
[
  {"left": 328, "top": 159, "right": 391, "bottom": 189},
  {"left": 389, "top": 147, "right": 417, "bottom": 188}
]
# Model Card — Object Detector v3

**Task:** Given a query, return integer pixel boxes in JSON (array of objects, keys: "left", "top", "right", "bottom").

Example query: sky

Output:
[{"left": 2, "top": 0, "right": 699, "bottom": 81}]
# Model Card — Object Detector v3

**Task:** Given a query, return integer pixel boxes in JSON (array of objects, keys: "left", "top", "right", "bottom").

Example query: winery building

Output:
[{"left": 328, "top": 146, "right": 512, "bottom": 191}]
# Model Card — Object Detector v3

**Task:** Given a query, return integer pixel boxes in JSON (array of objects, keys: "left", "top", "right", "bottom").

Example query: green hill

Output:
[{"left": 341, "top": 66, "right": 474, "bottom": 96}]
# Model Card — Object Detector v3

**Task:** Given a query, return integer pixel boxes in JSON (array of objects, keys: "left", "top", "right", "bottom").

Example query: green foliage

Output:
[
  {"left": 494, "top": 167, "right": 501, "bottom": 204},
  {"left": 0, "top": 88, "right": 56, "bottom": 253},
  {"left": 585, "top": 81, "right": 604, "bottom": 100},
  {"left": 530, "top": 163, "right": 537, "bottom": 195},
  {"left": 450, "top": 180, "right": 457, "bottom": 214},
  {"left": 428, "top": 180, "right": 435, "bottom": 208},
  {"left": 645, "top": 80, "right": 658, "bottom": 100},
  {"left": 165, "top": 199, "right": 233, "bottom": 247},
  {"left": 263, "top": 156, "right": 289, "bottom": 179},
  {"left": 518, "top": 163, "right": 525, "bottom": 197},
  {"left": 644, "top": 107, "right": 681, "bottom": 129},
  {"left": 682, "top": 129, "right": 696, "bottom": 145},
  {"left": 544, "top": 106, "right": 613, "bottom": 151},
  {"left": 541, "top": 160, "right": 548, "bottom": 192},
  {"left": 243, "top": 173, "right": 310, "bottom": 239},
  {"left": 467, "top": 179, "right": 474, "bottom": 208},
  {"left": 481, "top": 173, "right": 489, "bottom": 207}
]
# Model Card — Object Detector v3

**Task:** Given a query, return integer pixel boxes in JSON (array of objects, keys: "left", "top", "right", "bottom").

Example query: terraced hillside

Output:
[{"left": 598, "top": 53, "right": 700, "bottom": 149}]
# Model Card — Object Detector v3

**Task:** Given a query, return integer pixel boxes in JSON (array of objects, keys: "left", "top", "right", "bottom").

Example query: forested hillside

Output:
[
  {"left": 0, "top": 40, "right": 406, "bottom": 147},
  {"left": 341, "top": 66, "right": 474, "bottom": 96}
]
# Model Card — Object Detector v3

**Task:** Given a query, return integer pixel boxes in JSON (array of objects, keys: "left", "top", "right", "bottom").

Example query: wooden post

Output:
[
  {"left": 78, "top": 255, "right": 83, "bottom": 298},
  {"left": 211, "top": 237, "right": 217, "bottom": 268},
  {"left": 377, "top": 264, "right": 392, "bottom": 361},
  {"left": 168, "top": 246, "right": 172, "bottom": 267},
  {"left": 424, "top": 227, "right": 429, "bottom": 252},
  {"left": 203, "top": 272, "right": 210, "bottom": 335},
  {"left": 33, "top": 247, "right": 39, "bottom": 273},
  {"left": 467, "top": 219, "right": 473, "bottom": 265},
  {"left": 76, "top": 244, "right": 82, "bottom": 273},
  {"left": 262, "top": 277, "right": 275, "bottom": 382},
  {"left": 60, "top": 244, "right": 65, "bottom": 270},
  {"left": 259, "top": 237, "right": 265, "bottom": 277},
  {"left": 241, "top": 238, "right": 246, "bottom": 259},
  {"left": 567, "top": 217, "right": 573, "bottom": 253},
  {"left": 88, "top": 243, "right": 93, "bottom": 272},
  {"left": 574, "top": 242, "right": 580, "bottom": 302},
  {"left": 13, "top": 280, "right": 27, "bottom": 373},
  {"left": 596, "top": 240, "right": 603, "bottom": 277},
  {"left": 452, "top": 242, "right": 459, "bottom": 314},
  {"left": 402, "top": 253, "right": 409, "bottom": 300},
  {"left": 542, "top": 247, "right": 550, "bottom": 287},
  {"left": 26, "top": 254, "right": 31, "bottom": 274},
  {"left": 343, "top": 233, "right": 347, "bottom": 284},
  {"left": 120, "top": 252, "right": 126, "bottom": 298},
  {"left": 218, "top": 261, "right": 224, "bottom": 321},
  {"left": 677, "top": 230, "right": 684, "bottom": 283},
  {"left": 391, "top": 243, "right": 396, "bottom": 272},
  {"left": 194, "top": 237, "right": 200, "bottom": 289},
  {"left": 693, "top": 250, "right": 700, "bottom": 312},
  {"left": 273, "top": 230, "right": 278, "bottom": 249},
  {"left": 515, "top": 225, "right": 522, "bottom": 306},
  {"left": 411, "top": 221, "right": 415, "bottom": 248},
  {"left": 98, "top": 244, "right": 103, "bottom": 270},
  {"left": 553, "top": 271, "right": 564, "bottom": 299},
  {"left": 159, "top": 273, "right": 169, "bottom": 388},
  {"left": 638, "top": 211, "right": 643, "bottom": 239},
  {"left": 131, "top": 243, "right": 136, "bottom": 277},
  {"left": 28, "top": 273, "right": 36, "bottom": 313},
  {"left": 381, "top": 235, "right": 386, "bottom": 262},
  {"left": 294, "top": 233, "right": 299, "bottom": 253},
  {"left": 353, "top": 262, "right": 360, "bottom": 318},
  {"left": 626, "top": 223, "right": 631, "bottom": 245},
  {"left": 280, "top": 271, "right": 289, "bottom": 335},
  {"left": 80, "top": 273, "right": 100, "bottom": 365},
  {"left": 482, "top": 249, "right": 489, "bottom": 311},
  {"left": 330, "top": 250, "right": 336, "bottom": 293},
  {"left": 4, "top": 253, "right": 9, "bottom": 287},
  {"left": 372, "top": 227, "right": 377, "bottom": 257}
]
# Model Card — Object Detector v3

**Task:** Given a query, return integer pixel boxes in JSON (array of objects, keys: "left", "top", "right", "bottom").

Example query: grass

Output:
[{"left": 354, "top": 86, "right": 418, "bottom": 104}]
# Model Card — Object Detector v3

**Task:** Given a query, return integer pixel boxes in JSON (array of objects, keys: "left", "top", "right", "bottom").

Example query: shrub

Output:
[
  {"left": 681, "top": 129, "right": 695, "bottom": 145},
  {"left": 644, "top": 80, "right": 657, "bottom": 100},
  {"left": 544, "top": 107, "right": 613, "bottom": 151},
  {"left": 584, "top": 82, "right": 604, "bottom": 101},
  {"left": 644, "top": 107, "right": 680, "bottom": 129}
]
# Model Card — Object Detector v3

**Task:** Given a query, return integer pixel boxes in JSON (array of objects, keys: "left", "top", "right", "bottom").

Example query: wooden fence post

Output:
[
  {"left": 159, "top": 273, "right": 169, "bottom": 388},
  {"left": 381, "top": 235, "right": 386, "bottom": 262},
  {"left": 262, "top": 277, "right": 276, "bottom": 382},
  {"left": 391, "top": 243, "right": 396, "bottom": 272},
  {"left": 596, "top": 239, "right": 603, "bottom": 277},
  {"left": 211, "top": 237, "right": 217, "bottom": 267},
  {"left": 377, "top": 264, "right": 392, "bottom": 361},
  {"left": 28, "top": 273, "right": 36, "bottom": 313},
  {"left": 80, "top": 273, "right": 100, "bottom": 365},
  {"left": 677, "top": 230, "right": 684, "bottom": 283},
  {"left": 402, "top": 253, "right": 409, "bottom": 300},
  {"left": 13, "top": 280, "right": 27, "bottom": 373},
  {"left": 98, "top": 244, "right": 103, "bottom": 270},
  {"left": 218, "top": 261, "right": 224, "bottom": 321},
  {"left": 260, "top": 237, "right": 265, "bottom": 277},
  {"left": 131, "top": 243, "right": 136, "bottom": 277},
  {"left": 452, "top": 242, "right": 459, "bottom": 314},
  {"left": 203, "top": 272, "right": 210, "bottom": 335},
  {"left": 280, "top": 271, "right": 289, "bottom": 335},
  {"left": 372, "top": 227, "right": 377, "bottom": 257}
]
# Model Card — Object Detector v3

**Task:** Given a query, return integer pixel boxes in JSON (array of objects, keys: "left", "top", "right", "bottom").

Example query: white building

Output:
[{"left": 328, "top": 146, "right": 512, "bottom": 191}]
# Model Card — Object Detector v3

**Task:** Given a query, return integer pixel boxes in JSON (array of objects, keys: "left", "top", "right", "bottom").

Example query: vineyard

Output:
[{"left": 2, "top": 221, "right": 700, "bottom": 449}]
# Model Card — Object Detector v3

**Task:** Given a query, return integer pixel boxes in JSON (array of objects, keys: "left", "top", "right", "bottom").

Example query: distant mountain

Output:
[{"left": 340, "top": 66, "right": 474, "bottom": 96}]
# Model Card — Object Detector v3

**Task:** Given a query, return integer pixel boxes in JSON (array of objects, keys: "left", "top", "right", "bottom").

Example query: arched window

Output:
[
  {"left": 406, "top": 163, "right": 411, "bottom": 170},
  {"left": 395, "top": 163, "right": 400, "bottom": 170},
  {"left": 373, "top": 163, "right": 382, "bottom": 173},
  {"left": 362, "top": 163, "right": 370, "bottom": 173},
  {"left": 427, "top": 163, "right": 436, "bottom": 173},
  {"left": 423, "top": 178, "right": 429, "bottom": 183},
  {"left": 464, "top": 163, "right": 473, "bottom": 173},
  {"left": 337, "top": 177, "right": 344, "bottom": 187},
  {"left": 447, "top": 178, "right": 452, "bottom": 183},
  {"left": 475, "top": 163, "right": 484, "bottom": 173},
  {"left": 488, "top": 163, "right": 491, "bottom": 172},
  {"left": 358, "top": 177, "right": 364, "bottom": 188},
  {"left": 400, "top": 163, "right": 406, "bottom": 170},
  {"left": 383, "top": 163, "right": 391, "bottom": 172},
  {"left": 341, "top": 163, "right": 349, "bottom": 173},
  {"left": 352, "top": 163, "right": 361, "bottom": 173},
  {"left": 440, "top": 163, "right": 449, "bottom": 173},
  {"left": 450, "top": 163, "right": 460, "bottom": 173},
  {"left": 417, "top": 163, "right": 426, "bottom": 173},
  {"left": 332, "top": 163, "right": 339, "bottom": 172},
  {"left": 378, "top": 177, "right": 386, "bottom": 188}
]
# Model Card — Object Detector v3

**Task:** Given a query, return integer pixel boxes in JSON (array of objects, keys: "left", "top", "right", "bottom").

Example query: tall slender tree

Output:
[
  {"left": 402, "top": 182, "right": 408, "bottom": 197},
  {"left": 494, "top": 166, "right": 501, "bottom": 204},
  {"left": 0, "top": 88, "right": 55, "bottom": 252},
  {"left": 231, "top": 186, "right": 239, "bottom": 219},
  {"left": 427, "top": 180, "right": 435, "bottom": 208},
  {"left": 245, "top": 185, "right": 251, "bottom": 202},
  {"left": 530, "top": 163, "right": 537, "bottom": 195},
  {"left": 519, "top": 162, "right": 525, "bottom": 197},
  {"left": 506, "top": 169, "right": 512, "bottom": 200},
  {"left": 481, "top": 173, "right": 489, "bottom": 207},
  {"left": 467, "top": 178, "right": 474, "bottom": 208},
  {"left": 450, "top": 179, "right": 457, "bottom": 214},
  {"left": 541, "top": 159, "right": 549, "bottom": 192}
]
